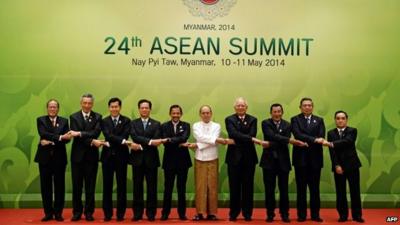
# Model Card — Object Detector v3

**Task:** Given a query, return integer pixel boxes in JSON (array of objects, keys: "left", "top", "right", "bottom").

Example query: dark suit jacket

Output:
[
  {"left": 225, "top": 114, "right": 258, "bottom": 166},
  {"left": 129, "top": 117, "right": 161, "bottom": 168},
  {"left": 70, "top": 111, "right": 102, "bottom": 163},
  {"left": 100, "top": 115, "right": 131, "bottom": 163},
  {"left": 291, "top": 113, "right": 325, "bottom": 169},
  {"left": 160, "top": 120, "right": 192, "bottom": 170},
  {"left": 327, "top": 126, "right": 361, "bottom": 172},
  {"left": 35, "top": 116, "right": 70, "bottom": 165},
  {"left": 259, "top": 118, "right": 291, "bottom": 172}
]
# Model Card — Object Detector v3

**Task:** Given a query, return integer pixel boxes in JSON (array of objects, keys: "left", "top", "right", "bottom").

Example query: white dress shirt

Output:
[{"left": 193, "top": 121, "right": 221, "bottom": 161}]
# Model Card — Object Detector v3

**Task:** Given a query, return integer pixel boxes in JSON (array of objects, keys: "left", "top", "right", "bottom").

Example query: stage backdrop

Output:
[{"left": 0, "top": 0, "right": 399, "bottom": 208}]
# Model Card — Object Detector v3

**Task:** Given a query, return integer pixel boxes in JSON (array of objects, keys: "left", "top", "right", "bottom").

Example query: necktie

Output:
[
  {"left": 275, "top": 122, "right": 280, "bottom": 130},
  {"left": 143, "top": 120, "right": 148, "bottom": 130},
  {"left": 113, "top": 118, "right": 118, "bottom": 127},
  {"left": 339, "top": 129, "right": 343, "bottom": 139},
  {"left": 51, "top": 118, "right": 56, "bottom": 127},
  {"left": 173, "top": 124, "right": 177, "bottom": 134},
  {"left": 84, "top": 115, "right": 89, "bottom": 122},
  {"left": 306, "top": 117, "right": 311, "bottom": 128}
]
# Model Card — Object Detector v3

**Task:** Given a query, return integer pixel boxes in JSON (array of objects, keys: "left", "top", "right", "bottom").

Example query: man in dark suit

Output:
[
  {"left": 260, "top": 103, "right": 308, "bottom": 223},
  {"left": 225, "top": 97, "right": 263, "bottom": 221},
  {"left": 129, "top": 99, "right": 163, "bottom": 221},
  {"left": 291, "top": 97, "right": 325, "bottom": 222},
  {"left": 35, "top": 99, "right": 71, "bottom": 222},
  {"left": 159, "top": 105, "right": 192, "bottom": 221},
  {"left": 324, "top": 110, "right": 364, "bottom": 223},
  {"left": 69, "top": 93, "right": 103, "bottom": 221},
  {"left": 100, "top": 97, "right": 137, "bottom": 221}
]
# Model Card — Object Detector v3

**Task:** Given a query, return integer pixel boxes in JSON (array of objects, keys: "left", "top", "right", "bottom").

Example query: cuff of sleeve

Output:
[
  {"left": 148, "top": 140, "right": 152, "bottom": 146},
  {"left": 122, "top": 139, "right": 126, "bottom": 144}
]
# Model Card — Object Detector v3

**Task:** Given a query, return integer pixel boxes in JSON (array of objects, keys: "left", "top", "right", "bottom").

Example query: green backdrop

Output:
[{"left": 0, "top": 0, "right": 399, "bottom": 208}]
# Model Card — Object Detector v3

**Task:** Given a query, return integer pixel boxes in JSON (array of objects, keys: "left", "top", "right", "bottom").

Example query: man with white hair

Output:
[{"left": 225, "top": 97, "right": 264, "bottom": 221}]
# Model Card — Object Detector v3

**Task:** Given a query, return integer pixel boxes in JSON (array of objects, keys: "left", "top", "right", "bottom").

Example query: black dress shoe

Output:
[
  {"left": 132, "top": 216, "right": 142, "bottom": 221},
  {"left": 353, "top": 217, "right": 365, "bottom": 223},
  {"left": 297, "top": 217, "right": 306, "bottom": 222},
  {"left": 207, "top": 215, "right": 218, "bottom": 220},
  {"left": 338, "top": 217, "right": 347, "bottom": 222},
  {"left": 266, "top": 216, "right": 274, "bottom": 222},
  {"left": 116, "top": 216, "right": 124, "bottom": 221},
  {"left": 229, "top": 217, "right": 237, "bottom": 221},
  {"left": 179, "top": 215, "right": 188, "bottom": 221},
  {"left": 71, "top": 214, "right": 81, "bottom": 221},
  {"left": 85, "top": 214, "right": 94, "bottom": 221},
  {"left": 160, "top": 214, "right": 168, "bottom": 221},
  {"left": 41, "top": 214, "right": 53, "bottom": 222},
  {"left": 104, "top": 216, "right": 112, "bottom": 221},
  {"left": 281, "top": 216, "right": 290, "bottom": 223},
  {"left": 192, "top": 214, "right": 204, "bottom": 221},
  {"left": 244, "top": 217, "right": 252, "bottom": 221},
  {"left": 148, "top": 216, "right": 155, "bottom": 221},
  {"left": 54, "top": 214, "right": 64, "bottom": 222},
  {"left": 311, "top": 217, "right": 323, "bottom": 222}
]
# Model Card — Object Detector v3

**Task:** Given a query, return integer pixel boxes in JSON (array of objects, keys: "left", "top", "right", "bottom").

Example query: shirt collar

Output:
[
  {"left": 82, "top": 110, "right": 91, "bottom": 118},
  {"left": 112, "top": 115, "right": 120, "bottom": 121}
]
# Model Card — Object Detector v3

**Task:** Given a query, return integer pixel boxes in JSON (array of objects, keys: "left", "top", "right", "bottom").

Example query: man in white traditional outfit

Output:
[{"left": 188, "top": 105, "right": 233, "bottom": 221}]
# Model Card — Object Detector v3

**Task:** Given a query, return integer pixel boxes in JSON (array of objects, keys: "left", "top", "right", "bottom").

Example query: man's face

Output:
[
  {"left": 108, "top": 101, "right": 121, "bottom": 117},
  {"left": 234, "top": 100, "right": 248, "bottom": 116},
  {"left": 47, "top": 101, "right": 59, "bottom": 118},
  {"left": 170, "top": 107, "right": 182, "bottom": 123},
  {"left": 300, "top": 100, "right": 313, "bottom": 116},
  {"left": 335, "top": 112, "right": 348, "bottom": 128},
  {"left": 81, "top": 97, "right": 93, "bottom": 113},
  {"left": 139, "top": 102, "right": 151, "bottom": 118},
  {"left": 200, "top": 106, "right": 212, "bottom": 123},
  {"left": 271, "top": 106, "right": 283, "bottom": 121}
]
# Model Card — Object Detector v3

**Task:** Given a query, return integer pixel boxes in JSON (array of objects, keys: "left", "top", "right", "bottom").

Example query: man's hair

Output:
[
  {"left": 108, "top": 97, "right": 122, "bottom": 107},
  {"left": 234, "top": 97, "right": 248, "bottom": 107},
  {"left": 169, "top": 104, "right": 183, "bottom": 114},
  {"left": 199, "top": 105, "right": 212, "bottom": 113},
  {"left": 138, "top": 99, "right": 152, "bottom": 109},
  {"left": 300, "top": 97, "right": 313, "bottom": 106},
  {"left": 81, "top": 93, "right": 94, "bottom": 101},
  {"left": 46, "top": 99, "right": 59, "bottom": 108},
  {"left": 334, "top": 110, "right": 348, "bottom": 119},
  {"left": 270, "top": 103, "right": 283, "bottom": 113}
]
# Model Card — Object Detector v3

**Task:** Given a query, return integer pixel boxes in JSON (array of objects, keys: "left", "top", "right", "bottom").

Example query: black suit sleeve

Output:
[
  {"left": 262, "top": 120, "right": 290, "bottom": 144},
  {"left": 80, "top": 115, "right": 102, "bottom": 139},
  {"left": 169, "top": 123, "right": 190, "bottom": 144},
  {"left": 332, "top": 128, "right": 357, "bottom": 149},
  {"left": 37, "top": 118, "right": 60, "bottom": 142},
  {"left": 130, "top": 121, "right": 161, "bottom": 145},
  {"left": 225, "top": 117, "right": 257, "bottom": 142},
  {"left": 102, "top": 120, "right": 130, "bottom": 145},
  {"left": 318, "top": 118, "right": 326, "bottom": 139},
  {"left": 327, "top": 131, "right": 340, "bottom": 167},
  {"left": 291, "top": 117, "right": 316, "bottom": 143},
  {"left": 131, "top": 122, "right": 151, "bottom": 145}
]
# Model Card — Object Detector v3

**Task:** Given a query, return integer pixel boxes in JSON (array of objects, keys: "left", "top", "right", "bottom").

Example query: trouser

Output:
[
  {"left": 195, "top": 159, "right": 218, "bottom": 215},
  {"left": 334, "top": 169, "right": 362, "bottom": 219},
  {"left": 39, "top": 162, "right": 66, "bottom": 216}
]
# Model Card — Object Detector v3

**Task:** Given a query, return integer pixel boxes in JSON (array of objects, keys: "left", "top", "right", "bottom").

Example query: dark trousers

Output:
[
  {"left": 71, "top": 161, "right": 98, "bottom": 216},
  {"left": 132, "top": 165, "right": 158, "bottom": 219},
  {"left": 161, "top": 167, "right": 189, "bottom": 217},
  {"left": 262, "top": 168, "right": 289, "bottom": 218},
  {"left": 102, "top": 157, "right": 127, "bottom": 218},
  {"left": 334, "top": 169, "right": 362, "bottom": 219},
  {"left": 228, "top": 162, "right": 256, "bottom": 219},
  {"left": 294, "top": 166, "right": 321, "bottom": 219},
  {"left": 39, "top": 162, "right": 66, "bottom": 216}
]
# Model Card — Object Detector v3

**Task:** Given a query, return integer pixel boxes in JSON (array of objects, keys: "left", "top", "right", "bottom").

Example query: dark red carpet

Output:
[{"left": 0, "top": 208, "right": 396, "bottom": 225}]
